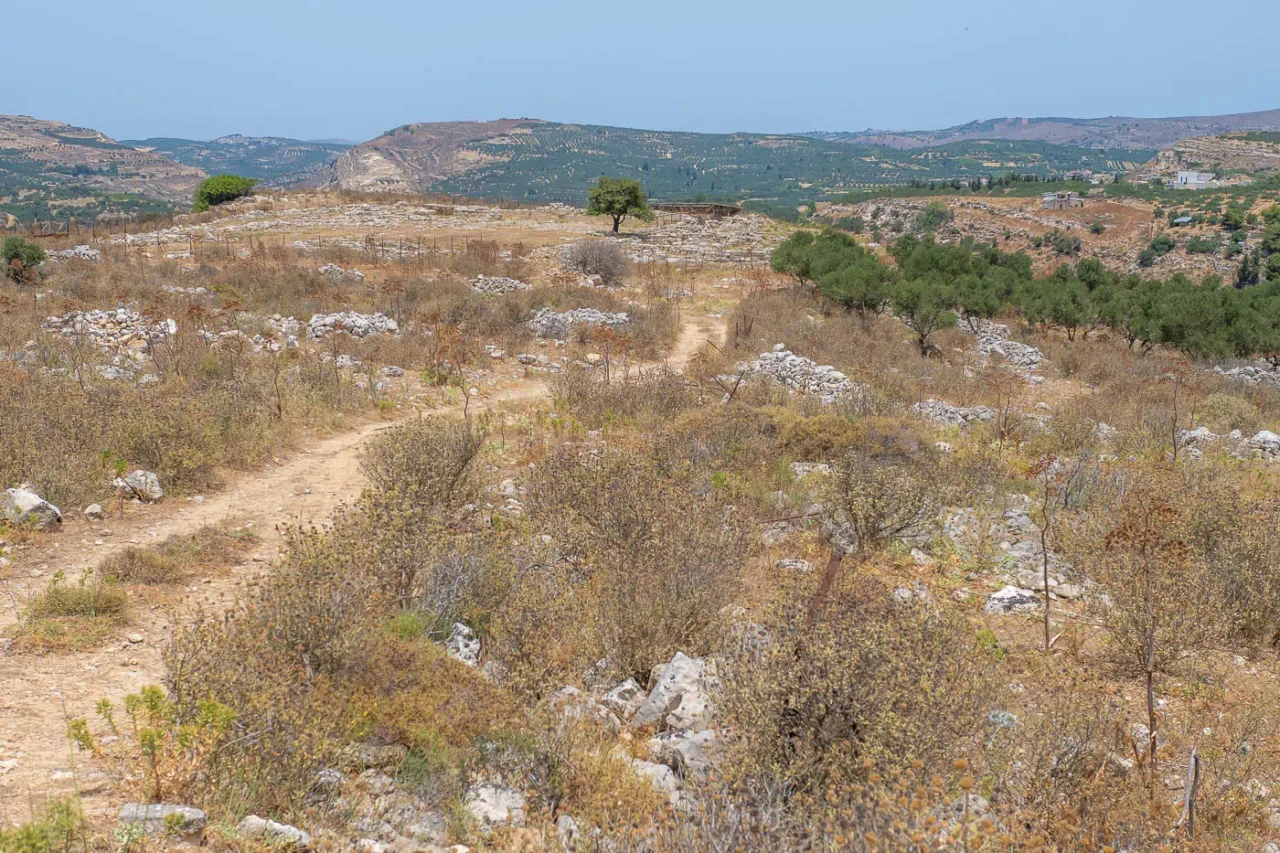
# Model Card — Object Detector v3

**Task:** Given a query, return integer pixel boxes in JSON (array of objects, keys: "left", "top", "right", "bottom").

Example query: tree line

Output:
[{"left": 772, "top": 229, "right": 1280, "bottom": 364}]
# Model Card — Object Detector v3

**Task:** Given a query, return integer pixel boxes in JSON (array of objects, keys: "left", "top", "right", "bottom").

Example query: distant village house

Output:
[
  {"left": 1041, "top": 191, "right": 1084, "bottom": 210},
  {"left": 1172, "top": 171, "right": 1215, "bottom": 190}
]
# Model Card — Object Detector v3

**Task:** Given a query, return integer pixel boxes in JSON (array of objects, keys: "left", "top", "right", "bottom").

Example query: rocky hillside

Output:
[
  {"left": 122, "top": 135, "right": 351, "bottom": 184},
  {"left": 1134, "top": 133, "right": 1280, "bottom": 180},
  {"left": 811, "top": 107, "right": 1280, "bottom": 150},
  {"left": 0, "top": 115, "right": 205, "bottom": 221},
  {"left": 325, "top": 119, "right": 1147, "bottom": 208}
]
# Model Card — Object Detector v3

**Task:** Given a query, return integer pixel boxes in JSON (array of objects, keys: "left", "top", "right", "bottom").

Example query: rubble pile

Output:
[
  {"left": 318, "top": 263, "right": 366, "bottom": 284},
  {"left": 1214, "top": 363, "right": 1280, "bottom": 387},
  {"left": 42, "top": 309, "right": 176, "bottom": 351},
  {"left": 620, "top": 214, "right": 778, "bottom": 266},
  {"left": 470, "top": 274, "right": 530, "bottom": 295},
  {"left": 527, "top": 307, "right": 629, "bottom": 339},
  {"left": 971, "top": 320, "right": 1045, "bottom": 372},
  {"left": 1176, "top": 426, "right": 1280, "bottom": 461},
  {"left": 306, "top": 312, "right": 399, "bottom": 340},
  {"left": 914, "top": 399, "right": 994, "bottom": 427},
  {"left": 47, "top": 245, "right": 101, "bottom": 261},
  {"left": 744, "top": 345, "right": 861, "bottom": 404}
]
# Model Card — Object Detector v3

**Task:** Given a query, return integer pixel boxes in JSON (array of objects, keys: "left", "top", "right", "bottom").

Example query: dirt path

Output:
[{"left": 0, "top": 310, "right": 720, "bottom": 826}]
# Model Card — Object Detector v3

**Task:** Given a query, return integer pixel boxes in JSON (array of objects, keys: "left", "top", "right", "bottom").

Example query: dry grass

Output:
[
  {"left": 13, "top": 574, "right": 129, "bottom": 653},
  {"left": 100, "top": 525, "right": 258, "bottom": 585}
]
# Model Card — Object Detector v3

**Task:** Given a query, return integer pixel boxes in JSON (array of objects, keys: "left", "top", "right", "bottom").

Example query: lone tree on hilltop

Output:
[
  {"left": 587, "top": 177, "right": 653, "bottom": 233},
  {"left": 194, "top": 175, "right": 258, "bottom": 212}
]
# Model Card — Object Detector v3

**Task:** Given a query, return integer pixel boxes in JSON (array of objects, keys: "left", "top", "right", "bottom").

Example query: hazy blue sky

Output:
[{"left": 8, "top": 0, "right": 1278, "bottom": 142}]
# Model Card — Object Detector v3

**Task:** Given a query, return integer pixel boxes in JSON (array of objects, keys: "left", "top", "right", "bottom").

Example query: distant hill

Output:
[
  {"left": 326, "top": 119, "right": 1152, "bottom": 209},
  {"left": 123, "top": 135, "right": 352, "bottom": 184},
  {"left": 0, "top": 115, "right": 205, "bottom": 222},
  {"left": 1133, "top": 133, "right": 1280, "bottom": 181},
  {"left": 808, "top": 108, "right": 1280, "bottom": 150}
]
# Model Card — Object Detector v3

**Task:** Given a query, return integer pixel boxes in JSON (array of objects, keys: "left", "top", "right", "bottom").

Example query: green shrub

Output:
[
  {"left": 2, "top": 236, "right": 46, "bottom": 283},
  {"left": 1149, "top": 233, "right": 1175, "bottom": 255},
  {"left": 193, "top": 175, "right": 258, "bottom": 212},
  {"left": 0, "top": 798, "right": 82, "bottom": 852}
]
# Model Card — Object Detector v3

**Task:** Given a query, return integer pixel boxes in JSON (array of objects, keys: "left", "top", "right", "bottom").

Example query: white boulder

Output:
[{"left": 2, "top": 488, "right": 62, "bottom": 531}]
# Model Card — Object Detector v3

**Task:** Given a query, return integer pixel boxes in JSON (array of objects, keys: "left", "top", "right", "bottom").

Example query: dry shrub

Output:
[
  {"left": 827, "top": 453, "right": 938, "bottom": 554},
  {"left": 358, "top": 418, "right": 484, "bottom": 609},
  {"left": 361, "top": 417, "right": 482, "bottom": 509},
  {"left": 1196, "top": 391, "right": 1261, "bottom": 434},
  {"left": 100, "top": 525, "right": 257, "bottom": 585},
  {"left": 526, "top": 445, "right": 748, "bottom": 684},
  {"left": 162, "top": 516, "right": 383, "bottom": 813},
  {"left": 1064, "top": 471, "right": 1227, "bottom": 673},
  {"left": 550, "top": 366, "right": 698, "bottom": 428},
  {"left": 773, "top": 410, "right": 861, "bottom": 460},
  {"left": 564, "top": 240, "right": 631, "bottom": 286},
  {"left": 720, "top": 576, "right": 999, "bottom": 802},
  {"left": 0, "top": 337, "right": 366, "bottom": 507}
]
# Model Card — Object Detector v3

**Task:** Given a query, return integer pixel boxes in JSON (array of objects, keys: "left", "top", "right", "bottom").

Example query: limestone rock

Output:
[
  {"left": 2, "top": 488, "right": 62, "bottom": 531},
  {"left": 602, "top": 678, "right": 647, "bottom": 719},
  {"left": 984, "top": 585, "right": 1042, "bottom": 614},
  {"left": 118, "top": 470, "right": 164, "bottom": 503},
  {"left": 446, "top": 623, "right": 480, "bottom": 667},
  {"left": 632, "top": 652, "right": 715, "bottom": 731},
  {"left": 118, "top": 803, "right": 206, "bottom": 837},
  {"left": 464, "top": 782, "right": 526, "bottom": 828},
  {"left": 237, "top": 815, "right": 313, "bottom": 848}
]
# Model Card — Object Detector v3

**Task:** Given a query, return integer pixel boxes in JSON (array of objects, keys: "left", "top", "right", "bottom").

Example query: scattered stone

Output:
[
  {"left": 2, "top": 488, "right": 62, "bottom": 531},
  {"left": 380, "top": 366, "right": 405, "bottom": 377},
  {"left": 790, "top": 462, "right": 832, "bottom": 477},
  {"left": 83, "top": 503, "right": 105, "bottom": 521},
  {"left": 237, "top": 815, "right": 313, "bottom": 848},
  {"left": 1215, "top": 363, "right": 1280, "bottom": 388},
  {"left": 775, "top": 558, "right": 813, "bottom": 573},
  {"left": 1250, "top": 430, "right": 1280, "bottom": 457},
  {"left": 551, "top": 685, "right": 621, "bottom": 731},
  {"left": 890, "top": 582, "right": 932, "bottom": 607},
  {"left": 971, "top": 320, "right": 1044, "bottom": 371}
]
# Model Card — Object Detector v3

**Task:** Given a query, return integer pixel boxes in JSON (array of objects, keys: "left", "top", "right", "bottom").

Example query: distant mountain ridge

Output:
[
  {"left": 323, "top": 118, "right": 1150, "bottom": 208},
  {"left": 0, "top": 114, "right": 205, "bottom": 222},
  {"left": 122, "top": 135, "right": 352, "bottom": 184},
  {"left": 806, "top": 108, "right": 1280, "bottom": 150}
]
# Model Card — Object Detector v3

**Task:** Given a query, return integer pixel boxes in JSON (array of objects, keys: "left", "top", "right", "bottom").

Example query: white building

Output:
[{"left": 1172, "top": 171, "right": 1215, "bottom": 190}]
